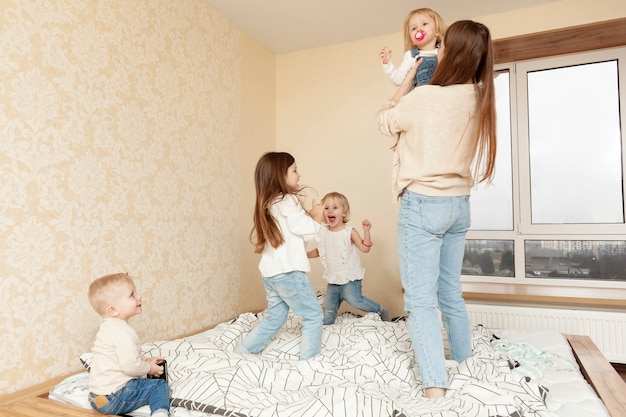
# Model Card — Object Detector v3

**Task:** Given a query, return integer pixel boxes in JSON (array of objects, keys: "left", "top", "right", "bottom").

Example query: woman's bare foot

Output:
[{"left": 424, "top": 387, "right": 446, "bottom": 398}]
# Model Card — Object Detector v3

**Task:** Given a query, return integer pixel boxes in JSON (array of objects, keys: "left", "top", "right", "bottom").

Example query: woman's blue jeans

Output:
[
  {"left": 397, "top": 190, "right": 473, "bottom": 389},
  {"left": 323, "top": 280, "right": 382, "bottom": 325},
  {"left": 235, "top": 271, "right": 323, "bottom": 360},
  {"left": 88, "top": 378, "right": 169, "bottom": 415}
]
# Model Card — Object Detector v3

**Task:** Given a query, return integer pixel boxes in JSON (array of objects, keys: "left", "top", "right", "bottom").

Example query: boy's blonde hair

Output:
[
  {"left": 88, "top": 273, "right": 134, "bottom": 316},
  {"left": 403, "top": 8, "right": 447, "bottom": 52},
  {"left": 321, "top": 192, "right": 351, "bottom": 223}
]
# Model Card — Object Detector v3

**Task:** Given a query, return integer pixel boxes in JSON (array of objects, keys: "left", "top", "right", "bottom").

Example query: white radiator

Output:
[{"left": 465, "top": 303, "right": 626, "bottom": 363}]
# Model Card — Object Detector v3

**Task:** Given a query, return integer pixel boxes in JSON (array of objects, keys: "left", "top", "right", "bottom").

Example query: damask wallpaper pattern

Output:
[{"left": 1, "top": 0, "right": 246, "bottom": 394}]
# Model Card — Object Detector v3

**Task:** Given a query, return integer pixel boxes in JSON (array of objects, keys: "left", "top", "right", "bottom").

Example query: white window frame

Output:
[{"left": 463, "top": 46, "right": 626, "bottom": 289}]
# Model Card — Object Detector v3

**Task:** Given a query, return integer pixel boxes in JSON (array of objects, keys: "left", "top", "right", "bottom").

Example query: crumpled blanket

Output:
[{"left": 141, "top": 312, "right": 557, "bottom": 417}]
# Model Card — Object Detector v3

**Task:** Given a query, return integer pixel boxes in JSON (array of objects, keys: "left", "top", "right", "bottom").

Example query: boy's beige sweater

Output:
[{"left": 89, "top": 318, "right": 150, "bottom": 395}]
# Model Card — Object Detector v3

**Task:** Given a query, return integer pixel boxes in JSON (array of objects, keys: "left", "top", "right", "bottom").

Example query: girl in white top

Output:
[
  {"left": 308, "top": 192, "right": 389, "bottom": 325},
  {"left": 379, "top": 8, "right": 447, "bottom": 87},
  {"left": 235, "top": 152, "right": 324, "bottom": 360}
]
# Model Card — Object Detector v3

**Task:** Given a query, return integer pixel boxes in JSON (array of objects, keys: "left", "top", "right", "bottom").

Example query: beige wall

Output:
[
  {"left": 275, "top": 0, "right": 626, "bottom": 319},
  {"left": 0, "top": 0, "right": 274, "bottom": 395},
  {"left": 478, "top": 0, "right": 626, "bottom": 39},
  {"left": 238, "top": 37, "right": 276, "bottom": 314}
]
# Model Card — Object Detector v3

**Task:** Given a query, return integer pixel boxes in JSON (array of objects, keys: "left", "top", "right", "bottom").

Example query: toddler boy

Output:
[{"left": 87, "top": 273, "right": 169, "bottom": 417}]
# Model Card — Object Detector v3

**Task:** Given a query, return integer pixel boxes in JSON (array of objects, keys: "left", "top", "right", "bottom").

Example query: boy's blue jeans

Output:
[
  {"left": 323, "top": 280, "right": 382, "bottom": 325},
  {"left": 235, "top": 270, "right": 323, "bottom": 360},
  {"left": 397, "top": 190, "right": 473, "bottom": 389},
  {"left": 89, "top": 378, "right": 169, "bottom": 415}
]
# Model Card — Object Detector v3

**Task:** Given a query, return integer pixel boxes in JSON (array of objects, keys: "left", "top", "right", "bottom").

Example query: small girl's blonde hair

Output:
[
  {"left": 403, "top": 8, "right": 447, "bottom": 52},
  {"left": 321, "top": 192, "right": 351, "bottom": 223}
]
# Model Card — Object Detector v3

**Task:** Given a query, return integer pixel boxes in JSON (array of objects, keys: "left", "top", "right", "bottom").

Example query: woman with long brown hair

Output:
[{"left": 377, "top": 20, "right": 497, "bottom": 399}]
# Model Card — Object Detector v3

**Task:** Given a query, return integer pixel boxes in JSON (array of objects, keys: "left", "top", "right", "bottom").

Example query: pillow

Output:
[
  {"left": 49, "top": 372, "right": 151, "bottom": 417},
  {"left": 79, "top": 352, "right": 93, "bottom": 372}
]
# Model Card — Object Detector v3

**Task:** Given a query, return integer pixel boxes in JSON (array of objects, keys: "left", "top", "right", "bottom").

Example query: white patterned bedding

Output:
[{"left": 50, "top": 312, "right": 610, "bottom": 417}]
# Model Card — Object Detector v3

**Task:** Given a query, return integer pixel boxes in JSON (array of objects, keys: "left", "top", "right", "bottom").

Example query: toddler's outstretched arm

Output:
[
  {"left": 352, "top": 220, "right": 373, "bottom": 253},
  {"left": 381, "top": 48, "right": 419, "bottom": 86},
  {"left": 309, "top": 199, "right": 323, "bottom": 223},
  {"left": 379, "top": 45, "right": 392, "bottom": 65}
]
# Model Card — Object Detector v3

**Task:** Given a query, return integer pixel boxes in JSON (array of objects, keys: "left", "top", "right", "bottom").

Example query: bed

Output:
[{"left": 1, "top": 310, "right": 625, "bottom": 417}]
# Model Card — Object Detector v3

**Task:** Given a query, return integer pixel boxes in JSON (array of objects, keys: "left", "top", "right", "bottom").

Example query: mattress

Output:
[{"left": 49, "top": 312, "right": 610, "bottom": 417}]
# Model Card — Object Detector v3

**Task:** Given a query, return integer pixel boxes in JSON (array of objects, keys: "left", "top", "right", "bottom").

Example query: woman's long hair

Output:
[
  {"left": 250, "top": 152, "right": 296, "bottom": 253},
  {"left": 430, "top": 20, "right": 497, "bottom": 184}
]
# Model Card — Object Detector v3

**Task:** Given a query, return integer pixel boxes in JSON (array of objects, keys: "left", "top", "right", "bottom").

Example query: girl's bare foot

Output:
[{"left": 424, "top": 387, "right": 445, "bottom": 398}]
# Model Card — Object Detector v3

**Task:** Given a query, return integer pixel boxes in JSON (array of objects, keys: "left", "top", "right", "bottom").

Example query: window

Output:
[
  {"left": 525, "top": 60, "right": 623, "bottom": 226},
  {"left": 463, "top": 240, "right": 514, "bottom": 277},
  {"left": 462, "top": 44, "right": 626, "bottom": 286},
  {"left": 470, "top": 70, "right": 513, "bottom": 231},
  {"left": 525, "top": 240, "right": 626, "bottom": 281}
]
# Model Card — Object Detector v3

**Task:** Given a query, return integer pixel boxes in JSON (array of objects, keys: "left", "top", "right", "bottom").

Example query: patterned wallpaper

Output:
[{"left": 0, "top": 0, "right": 249, "bottom": 394}]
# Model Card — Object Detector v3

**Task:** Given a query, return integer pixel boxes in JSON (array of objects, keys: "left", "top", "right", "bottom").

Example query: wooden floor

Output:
[{"left": 0, "top": 395, "right": 101, "bottom": 417}]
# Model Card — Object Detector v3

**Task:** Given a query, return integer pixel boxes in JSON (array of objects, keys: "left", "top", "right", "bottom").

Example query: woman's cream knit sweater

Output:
[{"left": 377, "top": 84, "right": 479, "bottom": 199}]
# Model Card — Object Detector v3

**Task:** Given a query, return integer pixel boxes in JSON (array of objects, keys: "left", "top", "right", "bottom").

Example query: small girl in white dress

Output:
[{"left": 308, "top": 192, "right": 390, "bottom": 325}]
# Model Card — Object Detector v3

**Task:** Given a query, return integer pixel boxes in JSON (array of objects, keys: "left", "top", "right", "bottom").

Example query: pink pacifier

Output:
[{"left": 414, "top": 30, "right": 425, "bottom": 42}]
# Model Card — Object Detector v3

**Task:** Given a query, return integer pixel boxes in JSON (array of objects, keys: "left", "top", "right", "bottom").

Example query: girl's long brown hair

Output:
[
  {"left": 430, "top": 20, "right": 497, "bottom": 184},
  {"left": 250, "top": 152, "right": 297, "bottom": 253}
]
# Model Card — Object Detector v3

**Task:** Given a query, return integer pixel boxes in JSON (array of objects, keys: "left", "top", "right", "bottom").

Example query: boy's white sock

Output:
[{"left": 152, "top": 410, "right": 169, "bottom": 417}]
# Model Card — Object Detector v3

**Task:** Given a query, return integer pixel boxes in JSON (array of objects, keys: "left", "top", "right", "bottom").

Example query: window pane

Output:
[
  {"left": 463, "top": 240, "right": 515, "bottom": 277},
  {"left": 527, "top": 60, "right": 623, "bottom": 224},
  {"left": 525, "top": 240, "right": 626, "bottom": 281},
  {"left": 470, "top": 71, "right": 514, "bottom": 230}
]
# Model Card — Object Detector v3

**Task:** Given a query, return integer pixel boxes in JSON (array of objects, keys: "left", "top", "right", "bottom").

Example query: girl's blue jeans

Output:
[
  {"left": 397, "top": 190, "right": 473, "bottom": 389},
  {"left": 235, "top": 270, "right": 323, "bottom": 360},
  {"left": 88, "top": 378, "right": 169, "bottom": 415},
  {"left": 323, "top": 280, "right": 382, "bottom": 325}
]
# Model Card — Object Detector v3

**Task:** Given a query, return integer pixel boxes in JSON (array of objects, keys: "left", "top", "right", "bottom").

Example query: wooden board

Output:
[{"left": 566, "top": 334, "right": 626, "bottom": 417}]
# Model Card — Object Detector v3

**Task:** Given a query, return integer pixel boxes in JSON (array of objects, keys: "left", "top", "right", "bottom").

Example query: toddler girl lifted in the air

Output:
[
  {"left": 308, "top": 192, "right": 390, "bottom": 325},
  {"left": 379, "top": 8, "right": 447, "bottom": 87}
]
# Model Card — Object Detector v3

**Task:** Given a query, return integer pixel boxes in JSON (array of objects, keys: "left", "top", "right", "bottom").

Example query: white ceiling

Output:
[{"left": 202, "top": 0, "right": 556, "bottom": 54}]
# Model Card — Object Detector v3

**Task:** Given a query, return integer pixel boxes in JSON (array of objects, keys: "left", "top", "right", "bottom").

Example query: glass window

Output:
[
  {"left": 525, "top": 240, "right": 626, "bottom": 281},
  {"left": 463, "top": 240, "right": 515, "bottom": 277},
  {"left": 463, "top": 46, "right": 626, "bottom": 283},
  {"left": 527, "top": 60, "right": 623, "bottom": 224},
  {"left": 470, "top": 71, "right": 514, "bottom": 231}
]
